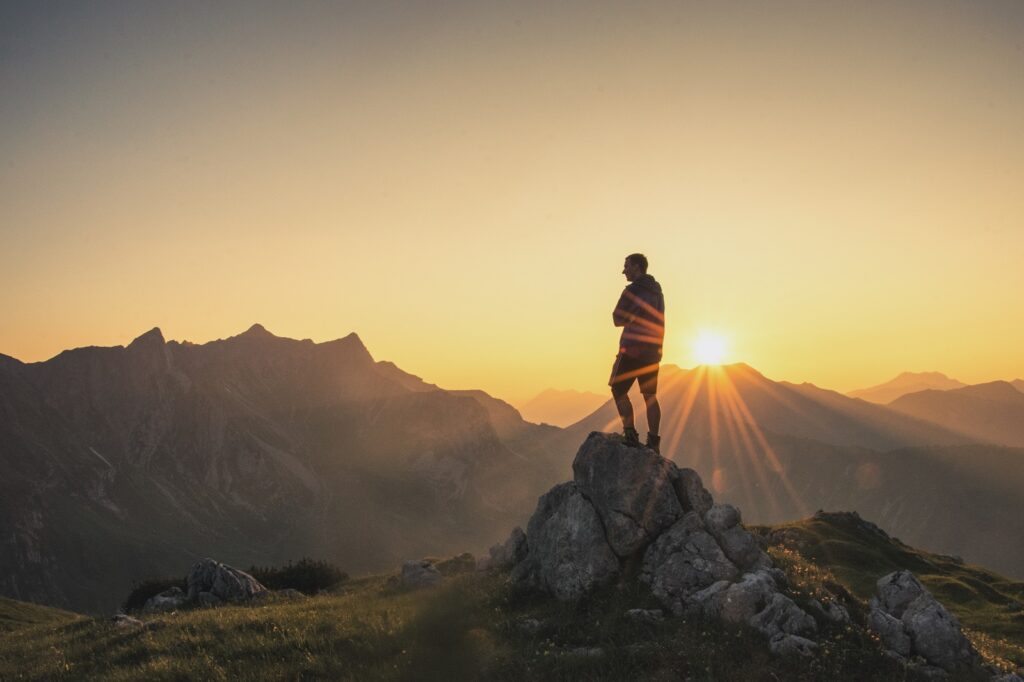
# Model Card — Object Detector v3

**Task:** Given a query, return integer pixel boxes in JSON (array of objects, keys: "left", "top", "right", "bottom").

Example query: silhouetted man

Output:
[{"left": 610, "top": 253, "right": 664, "bottom": 452}]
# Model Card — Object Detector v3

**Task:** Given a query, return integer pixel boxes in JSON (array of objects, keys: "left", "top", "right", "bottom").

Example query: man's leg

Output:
[
  {"left": 642, "top": 392, "right": 661, "bottom": 436},
  {"left": 612, "top": 384, "right": 641, "bottom": 446},
  {"left": 612, "top": 384, "right": 634, "bottom": 429}
]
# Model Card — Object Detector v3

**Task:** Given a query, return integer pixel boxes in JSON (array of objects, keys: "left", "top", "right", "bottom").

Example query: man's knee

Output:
[
  {"left": 641, "top": 391, "right": 658, "bottom": 403},
  {"left": 611, "top": 384, "right": 630, "bottom": 400}
]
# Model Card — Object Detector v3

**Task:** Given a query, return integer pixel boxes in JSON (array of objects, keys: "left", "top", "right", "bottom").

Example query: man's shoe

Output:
[
  {"left": 622, "top": 427, "right": 641, "bottom": 447},
  {"left": 646, "top": 433, "right": 661, "bottom": 454}
]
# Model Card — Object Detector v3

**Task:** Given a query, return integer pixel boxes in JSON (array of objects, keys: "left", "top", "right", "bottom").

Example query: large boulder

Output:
[
  {"left": 187, "top": 558, "right": 266, "bottom": 603},
  {"left": 511, "top": 482, "right": 620, "bottom": 600},
  {"left": 703, "top": 504, "right": 770, "bottom": 571},
  {"left": 572, "top": 432, "right": 685, "bottom": 557},
  {"left": 509, "top": 432, "right": 818, "bottom": 659},
  {"left": 867, "top": 570, "right": 980, "bottom": 673},
  {"left": 674, "top": 468, "right": 714, "bottom": 516},
  {"left": 640, "top": 512, "right": 740, "bottom": 614}
]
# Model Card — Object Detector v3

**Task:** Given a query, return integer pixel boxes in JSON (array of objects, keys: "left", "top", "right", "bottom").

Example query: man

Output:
[{"left": 610, "top": 253, "right": 664, "bottom": 452}]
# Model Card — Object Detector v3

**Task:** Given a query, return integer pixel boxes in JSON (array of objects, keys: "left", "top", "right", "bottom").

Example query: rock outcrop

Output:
[
  {"left": 187, "top": 558, "right": 267, "bottom": 603},
  {"left": 868, "top": 570, "right": 980, "bottom": 673},
  {"left": 142, "top": 558, "right": 266, "bottom": 612},
  {"left": 510, "top": 482, "right": 620, "bottom": 600},
  {"left": 510, "top": 432, "right": 817, "bottom": 654},
  {"left": 505, "top": 433, "right": 1000, "bottom": 671}
]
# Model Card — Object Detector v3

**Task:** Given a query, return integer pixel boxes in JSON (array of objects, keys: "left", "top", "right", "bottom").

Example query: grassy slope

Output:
[
  {"left": 0, "top": 598, "right": 82, "bottom": 633},
  {"left": 1, "top": 515, "right": 1021, "bottom": 681}
]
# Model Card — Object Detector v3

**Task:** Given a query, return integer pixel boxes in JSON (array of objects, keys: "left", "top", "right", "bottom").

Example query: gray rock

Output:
[
  {"left": 869, "top": 570, "right": 980, "bottom": 673},
  {"left": 702, "top": 504, "right": 770, "bottom": 571},
  {"left": 187, "top": 558, "right": 266, "bottom": 602},
  {"left": 278, "top": 588, "right": 306, "bottom": 600},
  {"left": 868, "top": 602, "right": 911, "bottom": 656},
  {"left": 640, "top": 512, "right": 739, "bottom": 615},
  {"left": 572, "top": 432, "right": 684, "bottom": 557},
  {"left": 625, "top": 608, "right": 664, "bottom": 624},
  {"left": 112, "top": 614, "right": 145, "bottom": 629},
  {"left": 674, "top": 467, "right": 713, "bottom": 516},
  {"left": 992, "top": 674, "right": 1024, "bottom": 682},
  {"left": 874, "top": 570, "right": 926, "bottom": 618},
  {"left": 749, "top": 592, "right": 817, "bottom": 638},
  {"left": 401, "top": 560, "right": 442, "bottom": 589},
  {"left": 196, "top": 591, "right": 222, "bottom": 608},
  {"left": 511, "top": 482, "right": 620, "bottom": 601},
  {"left": 143, "top": 586, "right": 187, "bottom": 613},
  {"left": 698, "top": 571, "right": 778, "bottom": 624},
  {"left": 902, "top": 593, "right": 978, "bottom": 672},
  {"left": 703, "top": 504, "right": 742, "bottom": 534},
  {"left": 488, "top": 527, "right": 527, "bottom": 571},
  {"left": 768, "top": 633, "right": 818, "bottom": 657}
]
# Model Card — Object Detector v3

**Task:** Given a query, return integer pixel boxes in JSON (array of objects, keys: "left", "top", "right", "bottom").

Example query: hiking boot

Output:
[
  {"left": 622, "top": 427, "right": 641, "bottom": 447},
  {"left": 646, "top": 433, "right": 661, "bottom": 454}
]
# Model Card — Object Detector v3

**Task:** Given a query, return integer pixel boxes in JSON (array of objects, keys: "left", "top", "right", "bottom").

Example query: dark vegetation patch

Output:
[{"left": 248, "top": 558, "right": 349, "bottom": 595}]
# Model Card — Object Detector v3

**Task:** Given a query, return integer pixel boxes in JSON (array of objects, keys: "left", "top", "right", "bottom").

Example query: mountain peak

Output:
[
  {"left": 241, "top": 323, "right": 274, "bottom": 338},
  {"left": 127, "top": 327, "right": 165, "bottom": 349}
]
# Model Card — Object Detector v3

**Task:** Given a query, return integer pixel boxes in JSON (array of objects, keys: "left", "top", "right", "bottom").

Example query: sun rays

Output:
[{"left": 603, "top": 364, "right": 810, "bottom": 526}]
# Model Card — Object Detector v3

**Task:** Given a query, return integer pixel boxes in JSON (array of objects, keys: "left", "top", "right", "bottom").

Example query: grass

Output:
[
  {"left": 755, "top": 513, "right": 1024, "bottom": 673},
  {"left": 2, "top": 515, "right": 1022, "bottom": 680}
]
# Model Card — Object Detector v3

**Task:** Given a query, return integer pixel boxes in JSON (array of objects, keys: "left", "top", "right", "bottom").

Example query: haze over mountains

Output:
[
  {"left": 847, "top": 371, "right": 967, "bottom": 404},
  {"left": 2, "top": 327, "right": 1023, "bottom": 616},
  {"left": 888, "top": 381, "right": 1024, "bottom": 448},
  {"left": 515, "top": 388, "right": 608, "bottom": 427}
]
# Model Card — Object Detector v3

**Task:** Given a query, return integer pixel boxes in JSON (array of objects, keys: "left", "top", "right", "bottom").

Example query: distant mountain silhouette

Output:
[
  {"left": 0, "top": 326, "right": 562, "bottom": 613},
  {"left": 847, "top": 371, "right": 966, "bottom": 404},
  {"left": 516, "top": 388, "right": 608, "bottom": 427},
  {"left": 888, "top": 381, "right": 1024, "bottom": 448},
  {"left": 548, "top": 363, "right": 1023, "bottom": 579},
  {"left": 1012, "top": 379, "right": 1024, "bottom": 393}
]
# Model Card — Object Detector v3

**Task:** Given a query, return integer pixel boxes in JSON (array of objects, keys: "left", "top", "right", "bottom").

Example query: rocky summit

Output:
[
  {"left": 505, "top": 432, "right": 1000, "bottom": 676},
  {"left": 509, "top": 432, "right": 820, "bottom": 656}
]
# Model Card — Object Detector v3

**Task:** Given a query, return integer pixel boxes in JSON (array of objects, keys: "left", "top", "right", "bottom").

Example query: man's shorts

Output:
[{"left": 609, "top": 353, "right": 660, "bottom": 395}]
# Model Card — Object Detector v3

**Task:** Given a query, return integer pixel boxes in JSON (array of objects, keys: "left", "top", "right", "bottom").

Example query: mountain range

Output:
[
  {"left": 2, "top": 328, "right": 1023, "bottom": 614},
  {"left": 0, "top": 325, "right": 561, "bottom": 613},
  {"left": 846, "top": 371, "right": 967, "bottom": 404}
]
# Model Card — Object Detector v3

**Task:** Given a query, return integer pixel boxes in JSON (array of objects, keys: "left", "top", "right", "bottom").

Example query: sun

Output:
[{"left": 692, "top": 330, "right": 730, "bottom": 366}]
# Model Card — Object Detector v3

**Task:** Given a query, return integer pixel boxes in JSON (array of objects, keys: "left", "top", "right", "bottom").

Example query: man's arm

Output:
[{"left": 612, "top": 288, "right": 635, "bottom": 327}]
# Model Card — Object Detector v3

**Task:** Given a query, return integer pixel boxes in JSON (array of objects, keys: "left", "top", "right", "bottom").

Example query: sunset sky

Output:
[{"left": 2, "top": 1, "right": 1023, "bottom": 404}]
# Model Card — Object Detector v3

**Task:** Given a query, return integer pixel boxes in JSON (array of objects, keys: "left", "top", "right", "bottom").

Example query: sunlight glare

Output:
[{"left": 693, "top": 330, "right": 729, "bottom": 365}]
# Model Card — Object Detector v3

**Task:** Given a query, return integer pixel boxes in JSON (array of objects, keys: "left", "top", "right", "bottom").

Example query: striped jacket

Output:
[{"left": 613, "top": 274, "right": 665, "bottom": 359}]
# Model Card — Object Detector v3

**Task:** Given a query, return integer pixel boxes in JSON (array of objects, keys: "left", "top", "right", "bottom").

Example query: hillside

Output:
[{"left": 0, "top": 513, "right": 1020, "bottom": 681}]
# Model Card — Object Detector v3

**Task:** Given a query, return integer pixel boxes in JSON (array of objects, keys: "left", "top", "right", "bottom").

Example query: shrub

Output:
[
  {"left": 122, "top": 576, "right": 187, "bottom": 613},
  {"left": 248, "top": 558, "right": 348, "bottom": 595}
]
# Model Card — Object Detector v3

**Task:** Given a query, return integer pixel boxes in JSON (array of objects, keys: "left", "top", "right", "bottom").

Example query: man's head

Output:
[{"left": 622, "top": 253, "right": 648, "bottom": 282}]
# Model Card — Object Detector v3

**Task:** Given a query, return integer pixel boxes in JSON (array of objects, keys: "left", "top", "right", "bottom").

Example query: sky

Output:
[{"left": 2, "top": 0, "right": 1023, "bottom": 404}]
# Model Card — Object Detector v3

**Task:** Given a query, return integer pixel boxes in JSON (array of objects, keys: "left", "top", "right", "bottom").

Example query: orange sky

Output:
[{"left": 2, "top": 1, "right": 1023, "bottom": 404}]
